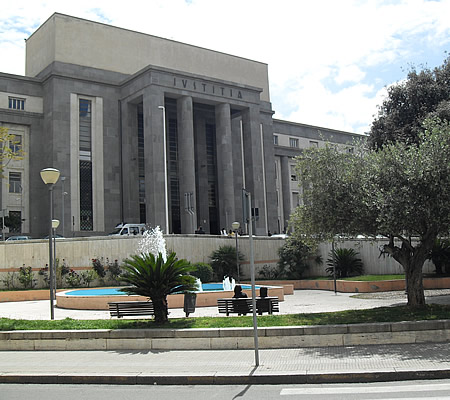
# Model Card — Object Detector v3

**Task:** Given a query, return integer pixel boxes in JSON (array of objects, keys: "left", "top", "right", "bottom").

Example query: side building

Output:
[{"left": 0, "top": 13, "right": 362, "bottom": 239}]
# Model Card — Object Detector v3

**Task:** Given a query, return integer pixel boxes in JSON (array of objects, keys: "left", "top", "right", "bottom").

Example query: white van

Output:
[{"left": 108, "top": 223, "right": 147, "bottom": 236}]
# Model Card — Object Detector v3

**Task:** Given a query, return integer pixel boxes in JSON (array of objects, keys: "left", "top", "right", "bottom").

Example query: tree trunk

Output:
[
  {"left": 151, "top": 296, "right": 169, "bottom": 323},
  {"left": 385, "top": 236, "right": 429, "bottom": 308},
  {"left": 404, "top": 259, "right": 426, "bottom": 307}
]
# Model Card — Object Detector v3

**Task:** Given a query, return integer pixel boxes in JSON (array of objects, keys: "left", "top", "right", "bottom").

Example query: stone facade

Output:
[{"left": 0, "top": 13, "right": 361, "bottom": 239}]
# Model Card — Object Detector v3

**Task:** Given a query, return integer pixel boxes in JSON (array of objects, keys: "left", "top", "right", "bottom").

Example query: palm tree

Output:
[
  {"left": 326, "top": 248, "right": 364, "bottom": 278},
  {"left": 120, "top": 252, "right": 197, "bottom": 323},
  {"left": 209, "top": 245, "right": 244, "bottom": 281}
]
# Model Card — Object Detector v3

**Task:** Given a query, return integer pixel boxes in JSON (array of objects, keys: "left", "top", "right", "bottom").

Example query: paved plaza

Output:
[{"left": 1, "top": 288, "right": 450, "bottom": 320}]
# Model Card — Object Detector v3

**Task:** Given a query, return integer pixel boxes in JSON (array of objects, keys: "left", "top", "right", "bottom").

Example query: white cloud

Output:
[{"left": 0, "top": 0, "right": 448, "bottom": 133}]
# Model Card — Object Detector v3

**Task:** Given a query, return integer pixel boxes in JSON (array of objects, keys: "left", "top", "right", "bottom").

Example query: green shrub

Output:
[
  {"left": 80, "top": 270, "right": 98, "bottom": 287},
  {"left": 107, "top": 259, "right": 122, "bottom": 284},
  {"left": 18, "top": 266, "right": 36, "bottom": 289},
  {"left": 277, "top": 236, "right": 319, "bottom": 279},
  {"left": 92, "top": 258, "right": 106, "bottom": 278},
  {"left": 191, "top": 262, "right": 213, "bottom": 283},
  {"left": 65, "top": 269, "right": 82, "bottom": 287},
  {"left": 428, "top": 238, "right": 450, "bottom": 275},
  {"left": 326, "top": 248, "right": 364, "bottom": 278}
]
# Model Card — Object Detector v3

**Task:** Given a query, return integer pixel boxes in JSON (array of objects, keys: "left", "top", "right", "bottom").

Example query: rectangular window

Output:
[
  {"left": 289, "top": 138, "right": 299, "bottom": 148},
  {"left": 309, "top": 141, "right": 319, "bottom": 148},
  {"left": 9, "top": 172, "right": 21, "bottom": 193},
  {"left": 290, "top": 165, "right": 297, "bottom": 181},
  {"left": 79, "top": 99, "right": 93, "bottom": 230},
  {"left": 292, "top": 192, "right": 300, "bottom": 207},
  {"left": 8, "top": 97, "right": 25, "bottom": 110},
  {"left": 273, "top": 135, "right": 279, "bottom": 145},
  {"left": 9, "top": 135, "right": 22, "bottom": 153}
]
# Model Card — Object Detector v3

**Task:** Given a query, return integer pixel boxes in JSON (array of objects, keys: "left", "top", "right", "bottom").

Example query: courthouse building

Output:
[{"left": 0, "top": 13, "right": 360, "bottom": 238}]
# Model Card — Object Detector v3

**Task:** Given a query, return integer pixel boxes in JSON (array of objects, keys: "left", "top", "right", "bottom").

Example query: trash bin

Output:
[
  {"left": 183, "top": 293, "right": 197, "bottom": 317},
  {"left": 259, "top": 287, "right": 268, "bottom": 298}
]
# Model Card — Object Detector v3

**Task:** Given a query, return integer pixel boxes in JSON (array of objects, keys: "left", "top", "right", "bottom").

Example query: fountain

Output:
[
  {"left": 195, "top": 277, "right": 203, "bottom": 292},
  {"left": 222, "top": 276, "right": 236, "bottom": 291},
  {"left": 137, "top": 226, "right": 167, "bottom": 261}
]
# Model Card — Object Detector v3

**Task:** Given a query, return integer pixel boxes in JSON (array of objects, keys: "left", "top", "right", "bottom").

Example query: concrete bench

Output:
[
  {"left": 217, "top": 297, "right": 279, "bottom": 316},
  {"left": 108, "top": 301, "right": 155, "bottom": 318}
]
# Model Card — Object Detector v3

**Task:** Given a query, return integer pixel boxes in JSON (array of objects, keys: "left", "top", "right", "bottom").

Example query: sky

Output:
[{"left": 0, "top": 0, "right": 449, "bottom": 135}]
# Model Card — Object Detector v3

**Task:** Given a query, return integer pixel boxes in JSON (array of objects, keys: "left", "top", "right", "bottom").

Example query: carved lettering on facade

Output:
[{"left": 172, "top": 77, "right": 243, "bottom": 100}]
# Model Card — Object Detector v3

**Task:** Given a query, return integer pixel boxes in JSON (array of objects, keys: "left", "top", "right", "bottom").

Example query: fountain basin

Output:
[{"left": 56, "top": 285, "right": 285, "bottom": 310}]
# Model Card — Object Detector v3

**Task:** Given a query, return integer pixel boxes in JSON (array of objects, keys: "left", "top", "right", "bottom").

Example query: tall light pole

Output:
[
  {"left": 242, "top": 189, "right": 259, "bottom": 367},
  {"left": 232, "top": 221, "right": 240, "bottom": 283},
  {"left": 40, "top": 168, "right": 60, "bottom": 320},
  {"left": 52, "top": 219, "right": 60, "bottom": 292},
  {"left": 158, "top": 105, "right": 170, "bottom": 234},
  {"left": 61, "top": 177, "right": 67, "bottom": 237}
]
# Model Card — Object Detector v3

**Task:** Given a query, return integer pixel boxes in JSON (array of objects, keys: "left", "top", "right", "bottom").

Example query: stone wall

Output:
[{"left": 0, "top": 235, "right": 438, "bottom": 290}]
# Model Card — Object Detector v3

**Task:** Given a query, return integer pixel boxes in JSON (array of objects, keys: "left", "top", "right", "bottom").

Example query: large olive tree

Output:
[{"left": 291, "top": 118, "right": 450, "bottom": 307}]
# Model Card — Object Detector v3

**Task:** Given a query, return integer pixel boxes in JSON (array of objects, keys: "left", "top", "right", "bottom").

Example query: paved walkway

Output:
[
  {"left": 1, "top": 289, "right": 449, "bottom": 384},
  {"left": 1, "top": 289, "right": 450, "bottom": 320}
]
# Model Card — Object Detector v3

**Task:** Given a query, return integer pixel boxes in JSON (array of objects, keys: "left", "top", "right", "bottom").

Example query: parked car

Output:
[
  {"left": 6, "top": 235, "right": 32, "bottom": 241},
  {"left": 109, "top": 223, "right": 147, "bottom": 236}
]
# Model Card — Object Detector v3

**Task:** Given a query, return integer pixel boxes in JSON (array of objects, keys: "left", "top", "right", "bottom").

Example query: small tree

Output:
[
  {"left": 120, "top": 252, "right": 197, "bottom": 323},
  {"left": 277, "top": 236, "right": 320, "bottom": 279},
  {"left": 0, "top": 127, "right": 25, "bottom": 175}
]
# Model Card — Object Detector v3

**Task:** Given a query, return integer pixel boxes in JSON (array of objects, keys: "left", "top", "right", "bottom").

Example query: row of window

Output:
[
  {"left": 8, "top": 97, "right": 25, "bottom": 110},
  {"left": 273, "top": 134, "right": 318, "bottom": 149}
]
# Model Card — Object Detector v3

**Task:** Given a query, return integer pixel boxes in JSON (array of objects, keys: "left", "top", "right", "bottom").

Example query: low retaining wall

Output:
[
  {"left": 296, "top": 277, "right": 450, "bottom": 292},
  {"left": 1, "top": 320, "right": 449, "bottom": 351}
]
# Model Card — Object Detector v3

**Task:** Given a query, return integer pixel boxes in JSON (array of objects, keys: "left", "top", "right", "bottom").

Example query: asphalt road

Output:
[{"left": 2, "top": 380, "right": 450, "bottom": 400}]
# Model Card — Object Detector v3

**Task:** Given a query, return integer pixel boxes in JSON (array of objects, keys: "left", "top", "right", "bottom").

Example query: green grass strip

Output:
[{"left": 0, "top": 304, "right": 448, "bottom": 331}]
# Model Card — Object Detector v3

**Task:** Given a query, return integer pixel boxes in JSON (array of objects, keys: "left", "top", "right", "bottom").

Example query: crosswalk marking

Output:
[{"left": 280, "top": 382, "right": 450, "bottom": 396}]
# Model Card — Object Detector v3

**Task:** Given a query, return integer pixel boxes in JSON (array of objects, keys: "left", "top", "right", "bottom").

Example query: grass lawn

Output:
[{"left": 0, "top": 304, "right": 448, "bottom": 331}]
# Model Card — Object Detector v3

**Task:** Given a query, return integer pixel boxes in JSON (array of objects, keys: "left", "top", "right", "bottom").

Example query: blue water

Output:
[{"left": 66, "top": 284, "right": 257, "bottom": 296}]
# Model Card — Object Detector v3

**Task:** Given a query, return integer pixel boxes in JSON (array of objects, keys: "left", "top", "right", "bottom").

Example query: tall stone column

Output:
[
  {"left": 194, "top": 116, "right": 209, "bottom": 232},
  {"left": 143, "top": 87, "right": 167, "bottom": 231},
  {"left": 241, "top": 106, "right": 267, "bottom": 235},
  {"left": 280, "top": 155, "right": 291, "bottom": 233},
  {"left": 215, "top": 103, "right": 235, "bottom": 231},
  {"left": 177, "top": 96, "right": 197, "bottom": 234},
  {"left": 120, "top": 101, "right": 140, "bottom": 223}
]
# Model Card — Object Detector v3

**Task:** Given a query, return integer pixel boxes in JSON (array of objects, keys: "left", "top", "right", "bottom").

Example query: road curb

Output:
[{"left": 1, "top": 369, "right": 450, "bottom": 385}]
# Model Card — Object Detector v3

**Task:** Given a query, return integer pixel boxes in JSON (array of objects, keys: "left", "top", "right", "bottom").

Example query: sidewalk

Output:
[{"left": 1, "top": 343, "right": 449, "bottom": 384}]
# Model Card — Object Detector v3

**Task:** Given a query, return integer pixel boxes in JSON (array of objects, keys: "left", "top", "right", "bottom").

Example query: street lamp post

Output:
[
  {"left": 52, "top": 219, "right": 60, "bottom": 293},
  {"left": 40, "top": 168, "right": 60, "bottom": 320},
  {"left": 232, "top": 221, "right": 240, "bottom": 283},
  {"left": 61, "top": 177, "right": 67, "bottom": 237}
]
